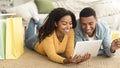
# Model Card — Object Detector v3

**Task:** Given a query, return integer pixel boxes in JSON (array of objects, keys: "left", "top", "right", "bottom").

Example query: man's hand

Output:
[{"left": 111, "top": 38, "right": 120, "bottom": 52}]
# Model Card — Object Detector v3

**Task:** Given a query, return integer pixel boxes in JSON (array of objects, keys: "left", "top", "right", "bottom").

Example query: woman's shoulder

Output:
[
  {"left": 41, "top": 31, "right": 55, "bottom": 42},
  {"left": 67, "top": 29, "right": 74, "bottom": 36},
  {"left": 70, "top": 29, "right": 74, "bottom": 33}
]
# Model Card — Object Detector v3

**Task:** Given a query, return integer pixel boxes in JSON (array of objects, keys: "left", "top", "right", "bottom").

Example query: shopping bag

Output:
[
  {"left": 6, "top": 17, "right": 24, "bottom": 59},
  {"left": 0, "top": 20, "right": 6, "bottom": 59}
]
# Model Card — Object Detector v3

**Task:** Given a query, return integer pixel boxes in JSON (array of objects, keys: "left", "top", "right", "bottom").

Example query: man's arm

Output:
[{"left": 100, "top": 22, "right": 115, "bottom": 57}]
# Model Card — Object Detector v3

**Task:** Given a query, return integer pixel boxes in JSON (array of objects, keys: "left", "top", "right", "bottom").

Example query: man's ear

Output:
[{"left": 95, "top": 17, "right": 98, "bottom": 22}]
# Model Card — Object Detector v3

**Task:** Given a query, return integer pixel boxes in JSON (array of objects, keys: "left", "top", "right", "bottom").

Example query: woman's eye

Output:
[
  {"left": 62, "top": 22, "right": 67, "bottom": 25},
  {"left": 69, "top": 22, "right": 72, "bottom": 25},
  {"left": 63, "top": 24, "right": 66, "bottom": 25}
]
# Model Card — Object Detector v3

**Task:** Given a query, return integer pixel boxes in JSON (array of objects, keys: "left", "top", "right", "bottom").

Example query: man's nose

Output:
[{"left": 86, "top": 25, "right": 90, "bottom": 30}]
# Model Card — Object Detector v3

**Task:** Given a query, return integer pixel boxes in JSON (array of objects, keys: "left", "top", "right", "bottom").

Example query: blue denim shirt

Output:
[{"left": 74, "top": 19, "right": 115, "bottom": 57}]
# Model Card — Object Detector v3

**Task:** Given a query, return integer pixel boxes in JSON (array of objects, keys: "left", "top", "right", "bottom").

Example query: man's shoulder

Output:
[
  {"left": 97, "top": 20, "right": 109, "bottom": 29},
  {"left": 74, "top": 19, "right": 80, "bottom": 30},
  {"left": 75, "top": 19, "right": 80, "bottom": 27},
  {"left": 96, "top": 20, "right": 110, "bottom": 35}
]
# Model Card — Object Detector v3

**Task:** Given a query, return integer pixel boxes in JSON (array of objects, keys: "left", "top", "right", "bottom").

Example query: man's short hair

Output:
[{"left": 79, "top": 7, "right": 96, "bottom": 18}]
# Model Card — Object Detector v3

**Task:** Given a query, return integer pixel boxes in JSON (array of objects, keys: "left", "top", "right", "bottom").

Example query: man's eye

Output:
[
  {"left": 89, "top": 22, "right": 93, "bottom": 25},
  {"left": 81, "top": 23, "right": 86, "bottom": 26}
]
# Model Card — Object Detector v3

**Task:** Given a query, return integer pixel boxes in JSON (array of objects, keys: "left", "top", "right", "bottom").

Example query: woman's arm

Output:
[
  {"left": 65, "top": 29, "right": 74, "bottom": 58},
  {"left": 42, "top": 37, "right": 66, "bottom": 63}
]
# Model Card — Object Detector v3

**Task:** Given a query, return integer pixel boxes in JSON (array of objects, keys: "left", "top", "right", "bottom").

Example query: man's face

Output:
[{"left": 80, "top": 16, "right": 97, "bottom": 37}]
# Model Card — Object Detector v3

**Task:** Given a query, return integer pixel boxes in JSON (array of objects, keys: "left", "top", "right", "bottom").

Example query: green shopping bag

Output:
[{"left": 0, "top": 19, "right": 6, "bottom": 59}]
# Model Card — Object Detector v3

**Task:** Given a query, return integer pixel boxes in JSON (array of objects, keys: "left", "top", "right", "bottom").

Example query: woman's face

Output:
[{"left": 55, "top": 15, "right": 72, "bottom": 35}]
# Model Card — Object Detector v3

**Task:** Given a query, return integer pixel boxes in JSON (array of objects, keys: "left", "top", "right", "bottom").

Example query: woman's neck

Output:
[{"left": 55, "top": 30, "right": 64, "bottom": 42}]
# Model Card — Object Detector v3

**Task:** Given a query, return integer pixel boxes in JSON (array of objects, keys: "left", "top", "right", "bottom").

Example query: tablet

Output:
[{"left": 72, "top": 40, "right": 102, "bottom": 58}]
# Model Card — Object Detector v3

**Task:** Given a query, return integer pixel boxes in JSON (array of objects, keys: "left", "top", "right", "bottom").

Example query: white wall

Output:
[
  {"left": 14, "top": 0, "right": 32, "bottom": 6},
  {"left": 0, "top": 0, "right": 31, "bottom": 8}
]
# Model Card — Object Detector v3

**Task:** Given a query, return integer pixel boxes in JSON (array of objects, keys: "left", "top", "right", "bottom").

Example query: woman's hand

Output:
[
  {"left": 63, "top": 53, "right": 91, "bottom": 64},
  {"left": 71, "top": 53, "right": 91, "bottom": 64}
]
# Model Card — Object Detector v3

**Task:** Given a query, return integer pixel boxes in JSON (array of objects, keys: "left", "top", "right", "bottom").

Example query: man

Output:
[{"left": 74, "top": 7, "right": 120, "bottom": 57}]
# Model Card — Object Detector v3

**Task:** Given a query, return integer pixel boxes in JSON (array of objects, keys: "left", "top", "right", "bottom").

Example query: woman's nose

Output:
[{"left": 67, "top": 24, "right": 72, "bottom": 29}]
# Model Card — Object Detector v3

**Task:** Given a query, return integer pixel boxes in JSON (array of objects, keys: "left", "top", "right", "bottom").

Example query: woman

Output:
[{"left": 25, "top": 8, "right": 90, "bottom": 64}]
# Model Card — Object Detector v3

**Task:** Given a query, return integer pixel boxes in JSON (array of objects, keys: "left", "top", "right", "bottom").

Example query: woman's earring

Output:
[{"left": 55, "top": 23, "right": 57, "bottom": 27}]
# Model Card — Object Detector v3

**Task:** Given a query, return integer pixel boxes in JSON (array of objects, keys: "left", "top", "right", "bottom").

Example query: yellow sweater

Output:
[{"left": 34, "top": 29, "right": 74, "bottom": 63}]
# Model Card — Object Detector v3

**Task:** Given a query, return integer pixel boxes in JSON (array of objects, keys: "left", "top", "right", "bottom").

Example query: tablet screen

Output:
[{"left": 72, "top": 40, "right": 102, "bottom": 58}]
